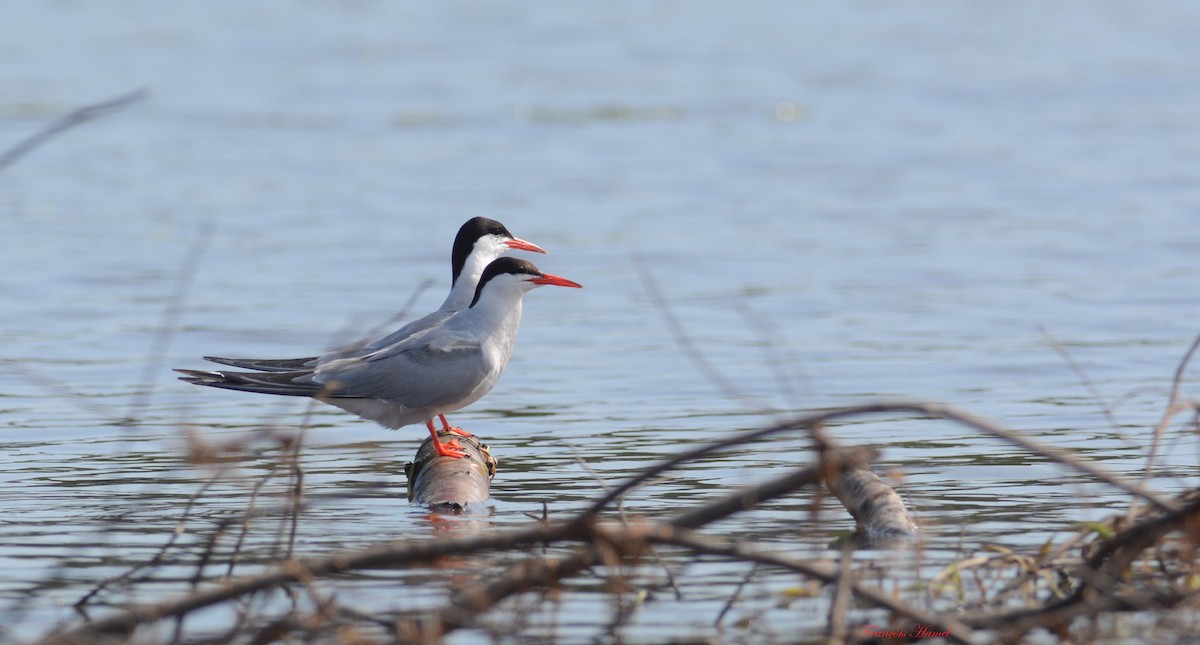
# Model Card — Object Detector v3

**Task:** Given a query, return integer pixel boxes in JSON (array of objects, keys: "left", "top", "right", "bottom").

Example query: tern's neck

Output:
[
  {"left": 459, "top": 285, "right": 526, "bottom": 348},
  {"left": 441, "top": 249, "right": 498, "bottom": 312}
]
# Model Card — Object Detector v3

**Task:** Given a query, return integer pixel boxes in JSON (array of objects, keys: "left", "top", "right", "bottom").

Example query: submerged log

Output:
[
  {"left": 829, "top": 466, "right": 918, "bottom": 539},
  {"left": 404, "top": 431, "right": 497, "bottom": 509}
]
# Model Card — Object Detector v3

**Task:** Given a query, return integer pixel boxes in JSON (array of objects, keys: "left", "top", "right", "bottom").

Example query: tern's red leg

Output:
[
  {"left": 438, "top": 413, "right": 474, "bottom": 438},
  {"left": 425, "top": 419, "right": 468, "bottom": 459}
]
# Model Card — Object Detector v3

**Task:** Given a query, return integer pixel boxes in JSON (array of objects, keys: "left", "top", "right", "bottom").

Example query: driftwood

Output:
[
  {"left": 405, "top": 431, "right": 496, "bottom": 508},
  {"left": 830, "top": 466, "right": 918, "bottom": 539}
]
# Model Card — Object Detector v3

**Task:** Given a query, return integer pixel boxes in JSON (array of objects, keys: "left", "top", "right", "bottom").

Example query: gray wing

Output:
[
  {"left": 312, "top": 328, "right": 489, "bottom": 411},
  {"left": 200, "top": 309, "right": 456, "bottom": 373},
  {"left": 353, "top": 308, "right": 455, "bottom": 356}
]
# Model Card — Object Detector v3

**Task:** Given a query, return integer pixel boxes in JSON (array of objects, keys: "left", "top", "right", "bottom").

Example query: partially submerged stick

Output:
[
  {"left": 829, "top": 466, "right": 918, "bottom": 539},
  {"left": 405, "top": 431, "right": 496, "bottom": 508}
]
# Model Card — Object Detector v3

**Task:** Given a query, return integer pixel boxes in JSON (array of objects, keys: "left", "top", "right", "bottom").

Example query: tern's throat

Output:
[{"left": 466, "top": 289, "right": 525, "bottom": 353}]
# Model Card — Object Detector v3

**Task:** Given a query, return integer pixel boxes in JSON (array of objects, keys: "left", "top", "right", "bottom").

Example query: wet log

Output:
[
  {"left": 404, "top": 431, "right": 496, "bottom": 509},
  {"left": 829, "top": 466, "right": 918, "bottom": 539}
]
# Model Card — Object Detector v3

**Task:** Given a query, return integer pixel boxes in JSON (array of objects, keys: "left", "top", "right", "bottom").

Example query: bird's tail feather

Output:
[
  {"left": 203, "top": 356, "right": 320, "bottom": 372},
  {"left": 175, "top": 368, "right": 334, "bottom": 397}
]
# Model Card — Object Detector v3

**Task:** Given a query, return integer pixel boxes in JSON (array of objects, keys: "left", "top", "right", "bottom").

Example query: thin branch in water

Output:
[
  {"left": 75, "top": 466, "right": 231, "bottom": 613},
  {"left": 563, "top": 441, "right": 613, "bottom": 495},
  {"left": 318, "top": 278, "right": 437, "bottom": 356},
  {"left": 736, "top": 298, "right": 812, "bottom": 410},
  {"left": 1039, "top": 326, "right": 1131, "bottom": 447},
  {"left": 0, "top": 358, "right": 117, "bottom": 420},
  {"left": 122, "top": 220, "right": 215, "bottom": 427},
  {"left": 0, "top": 89, "right": 147, "bottom": 172},
  {"left": 226, "top": 459, "right": 278, "bottom": 579},
  {"left": 713, "top": 561, "right": 757, "bottom": 627},
  {"left": 362, "top": 279, "right": 437, "bottom": 338},
  {"left": 283, "top": 405, "right": 314, "bottom": 561},
  {"left": 1139, "top": 331, "right": 1200, "bottom": 488},
  {"left": 563, "top": 438, "right": 693, "bottom": 599},
  {"left": 632, "top": 254, "right": 750, "bottom": 402},
  {"left": 826, "top": 542, "right": 855, "bottom": 644},
  {"left": 1166, "top": 331, "right": 1200, "bottom": 410},
  {"left": 189, "top": 520, "right": 232, "bottom": 592}
]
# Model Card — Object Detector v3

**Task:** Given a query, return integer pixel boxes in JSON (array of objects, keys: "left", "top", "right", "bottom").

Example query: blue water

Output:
[{"left": 3, "top": 1, "right": 1200, "bottom": 642}]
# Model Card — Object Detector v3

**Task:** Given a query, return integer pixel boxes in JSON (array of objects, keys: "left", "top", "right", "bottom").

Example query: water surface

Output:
[{"left": 3, "top": 1, "right": 1200, "bottom": 641}]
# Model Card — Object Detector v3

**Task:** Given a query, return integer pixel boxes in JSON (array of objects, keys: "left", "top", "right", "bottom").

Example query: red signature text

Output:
[{"left": 861, "top": 624, "right": 951, "bottom": 639}]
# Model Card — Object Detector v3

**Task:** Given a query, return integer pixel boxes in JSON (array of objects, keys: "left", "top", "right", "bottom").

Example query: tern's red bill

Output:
[
  {"left": 505, "top": 237, "right": 548, "bottom": 254},
  {"left": 532, "top": 273, "right": 582, "bottom": 288}
]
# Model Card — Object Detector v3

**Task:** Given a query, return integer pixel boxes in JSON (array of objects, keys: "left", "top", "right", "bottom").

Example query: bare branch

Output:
[
  {"left": 0, "top": 89, "right": 146, "bottom": 172},
  {"left": 647, "top": 525, "right": 984, "bottom": 645},
  {"left": 583, "top": 401, "right": 1176, "bottom": 519},
  {"left": 1140, "top": 331, "right": 1200, "bottom": 486}
]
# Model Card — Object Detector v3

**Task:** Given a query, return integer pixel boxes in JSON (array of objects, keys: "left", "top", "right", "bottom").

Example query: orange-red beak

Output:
[
  {"left": 531, "top": 273, "right": 582, "bottom": 288},
  {"left": 505, "top": 237, "right": 548, "bottom": 254}
]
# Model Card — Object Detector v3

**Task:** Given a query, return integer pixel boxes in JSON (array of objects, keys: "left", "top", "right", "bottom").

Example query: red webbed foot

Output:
[
  {"left": 438, "top": 413, "right": 474, "bottom": 438},
  {"left": 432, "top": 436, "right": 468, "bottom": 459},
  {"left": 426, "top": 419, "right": 469, "bottom": 459}
]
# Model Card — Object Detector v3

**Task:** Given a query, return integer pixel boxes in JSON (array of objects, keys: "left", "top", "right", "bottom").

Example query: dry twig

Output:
[{"left": 0, "top": 89, "right": 146, "bottom": 171}]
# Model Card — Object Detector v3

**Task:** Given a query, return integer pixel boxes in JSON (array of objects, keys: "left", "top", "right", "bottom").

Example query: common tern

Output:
[
  {"left": 178, "top": 258, "right": 582, "bottom": 458},
  {"left": 203, "top": 216, "right": 546, "bottom": 432}
]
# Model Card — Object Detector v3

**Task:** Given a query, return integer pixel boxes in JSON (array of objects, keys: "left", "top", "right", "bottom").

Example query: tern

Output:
[
  {"left": 202, "top": 216, "right": 546, "bottom": 432},
  {"left": 178, "top": 258, "right": 582, "bottom": 458},
  {"left": 205, "top": 216, "right": 546, "bottom": 372}
]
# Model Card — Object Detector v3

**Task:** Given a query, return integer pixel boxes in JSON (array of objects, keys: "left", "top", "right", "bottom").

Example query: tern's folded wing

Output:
[{"left": 313, "top": 330, "right": 488, "bottom": 411}]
